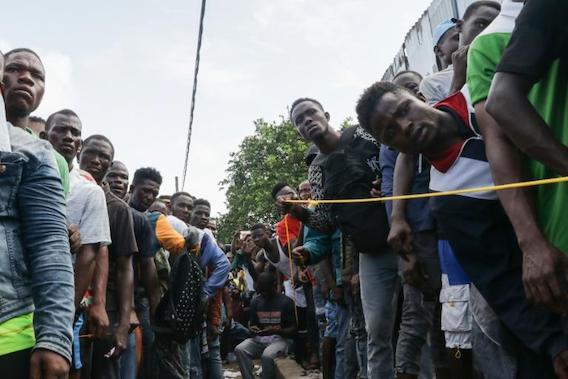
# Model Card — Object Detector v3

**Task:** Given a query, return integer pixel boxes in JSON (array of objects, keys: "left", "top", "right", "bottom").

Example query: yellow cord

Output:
[{"left": 284, "top": 176, "right": 568, "bottom": 206}]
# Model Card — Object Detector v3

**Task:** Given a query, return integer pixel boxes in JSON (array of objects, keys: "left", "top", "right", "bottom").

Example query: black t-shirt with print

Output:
[{"left": 249, "top": 293, "right": 295, "bottom": 331}]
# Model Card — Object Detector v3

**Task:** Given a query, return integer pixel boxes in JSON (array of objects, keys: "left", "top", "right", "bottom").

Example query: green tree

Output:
[{"left": 218, "top": 117, "right": 309, "bottom": 243}]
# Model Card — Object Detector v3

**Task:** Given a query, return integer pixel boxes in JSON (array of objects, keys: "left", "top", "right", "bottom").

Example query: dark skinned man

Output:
[
  {"left": 289, "top": 97, "right": 396, "bottom": 378},
  {"left": 419, "top": 20, "right": 459, "bottom": 104},
  {"left": 105, "top": 161, "right": 130, "bottom": 200},
  {"left": 46, "top": 109, "right": 112, "bottom": 374},
  {"left": 79, "top": 135, "right": 137, "bottom": 378},
  {"left": 235, "top": 272, "right": 297, "bottom": 379},
  {"left": 355, "top": 79, "right": 568, "bottom": 379},
  {"left": 106, "top": 163, "right": 161, "bottom": 379},
  {"left": 0, "top": 50, "right": 74, "bottom": 379},
  {"left": 2, "top": 48, "right": 70, "bottom": 197},
  {"left": 481, "top": 0, "right": 568, "bottom": 316}
]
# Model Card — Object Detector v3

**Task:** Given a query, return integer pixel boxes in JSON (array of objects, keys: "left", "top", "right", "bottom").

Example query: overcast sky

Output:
[{"left": 2, "top": 0, "right": 431, "bottom": 217}]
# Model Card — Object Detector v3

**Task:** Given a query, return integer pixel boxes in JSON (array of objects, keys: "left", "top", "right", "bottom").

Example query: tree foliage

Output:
[{"left": 218, "top": 117, "right": 309, "bottom": 242}]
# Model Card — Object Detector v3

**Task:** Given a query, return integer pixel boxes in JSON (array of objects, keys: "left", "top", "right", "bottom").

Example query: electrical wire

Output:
[{"left": 181, "top": 0, "right": 207, "bottom": 190}]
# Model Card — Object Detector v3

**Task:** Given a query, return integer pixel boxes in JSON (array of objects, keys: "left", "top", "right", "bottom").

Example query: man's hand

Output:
[
  {"left": 256, "top": 326, "right": 279, "bottom": 336},
  {"left": 522, "top": 239, "right": 568, "bottom": 313},
  {"left": 109, "top": 323, "right": 130, "bottom": 359},
  {"left": 450, "top": 45, "right": 469, "bottom": 93},
  {"left": 370, "top": 178, "right": 382, "bottom": 198},
  {"left": 29, "top": 349, "right": 69, "bottom": 379},
  {"left": 333, "top": 286, "right": 346, "bottom": 308},
  {"left": 88, "top": 304, "right": 110, "bottom": 339},
  {"left": 387, "top": 218, "right": 413, "bottom": 259},
  {"left": 350, "top": 274, "right": 360, "bottom": 296},
  {"left": 249, "top": 325, "right": 261, "bottom": 336},
  {"left": 292, "top": 246, "right": 310, "bottom": 266},
  {"left": 553, "top": 350, "right": 568, "bottom": 379},
  {"left": 68, "top": 224, "right": 81, "bottom": 254},
  {"left": 402, "top": 254, "right": 428, "bottom": 289}
]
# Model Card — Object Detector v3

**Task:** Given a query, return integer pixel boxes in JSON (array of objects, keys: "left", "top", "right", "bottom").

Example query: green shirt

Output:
[
  {"left": 467, "top": 3, "right": 568, "bottom": 255},
  {"left": 23, "top": 127, "right": 70, "bottom": 198}
]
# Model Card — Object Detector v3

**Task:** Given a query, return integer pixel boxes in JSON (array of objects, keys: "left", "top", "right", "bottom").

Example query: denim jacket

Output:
[{"left": 0, "top": 123, "right": 74, "bottom": 362}]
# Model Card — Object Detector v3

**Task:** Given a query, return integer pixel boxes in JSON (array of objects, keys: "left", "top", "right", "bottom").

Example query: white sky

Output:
[{"left": 2, "top": 0, "right": 431, "bottom": 217}]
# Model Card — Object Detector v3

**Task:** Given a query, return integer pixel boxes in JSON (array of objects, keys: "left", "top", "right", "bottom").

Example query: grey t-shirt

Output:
[{"left": 66, "top": 167, "right": 111, "bottom": 251}]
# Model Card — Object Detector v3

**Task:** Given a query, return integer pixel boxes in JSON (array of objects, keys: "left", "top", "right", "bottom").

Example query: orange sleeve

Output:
[
  {"left": 156, "top": 214, "right": 186, "bottom": 254},
  {"left": 208, "top": 289, "right": 223, "bottom": 328}
]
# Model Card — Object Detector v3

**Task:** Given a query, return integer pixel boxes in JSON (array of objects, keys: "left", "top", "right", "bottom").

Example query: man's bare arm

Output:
[
  {"left": 476, "top": 101, "right": 568, "bottom": 312},
  {"left": 89, "top": 245, "right": 109, "bottom": 338},
  {"left": 74, "top": 243, "right": 98, "bottom": 308},
  {"left": 389, "top": 153, "right": 416, "bottom": 255},
  {"left": 140, "top": 257, "right": 161, "bottom": 321},
  {"left": 486, "top": 72, "right": 568, "bottom": 176}
]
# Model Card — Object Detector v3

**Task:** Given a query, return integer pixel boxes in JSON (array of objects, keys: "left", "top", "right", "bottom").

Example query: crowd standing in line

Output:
[{"left": 0, "top": 0, "right": 567, "bottom": 378}]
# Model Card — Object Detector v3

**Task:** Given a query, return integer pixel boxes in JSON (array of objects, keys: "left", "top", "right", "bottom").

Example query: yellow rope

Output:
[
  {"left": 284, "top": 216, "right": 299, "bottom": 326},
  {"left": 285, "top": 176, "right": 568, "bottom": 206}
]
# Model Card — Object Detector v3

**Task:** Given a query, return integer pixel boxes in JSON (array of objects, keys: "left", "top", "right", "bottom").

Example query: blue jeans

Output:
[
  {"left": 396, "top": 231, "right": 440, "bottom": 377},
  {"left": 359, "top": 250, "right": 398, "bottom": 379},
  {"left": 346, "top": 288, "right": 368, "bottom": 379},
  {"left": 207, "top": 336, "right": 223, "bottom": 379},
  {"left": 335, "top": 304, "right": 349, "bottom": 379},
  {"left": 120, "top": 330, "right": 137, "bottom": 379},
  {"left": 186, "top": 336, "right": 202, "bottom": 379},
  {"left": 135, "top": 297, "right": 155, "bottom": 379}
]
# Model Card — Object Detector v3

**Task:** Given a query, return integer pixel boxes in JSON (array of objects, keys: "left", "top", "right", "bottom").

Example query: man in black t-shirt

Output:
[
  {"left": 105, "top": 160, "right": 161, "bottom": 379},
  {"left": 235, "top": 273, "right": 297, "bottom": 379},
  {"left": 79, "top": 135, "right": 137, "bottom": 379}
]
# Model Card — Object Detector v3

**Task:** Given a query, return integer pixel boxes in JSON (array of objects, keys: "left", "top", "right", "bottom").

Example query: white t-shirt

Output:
[
  {"left": 66, "top": 167, "right": 111, "bottom": 247},
  {"left": 419, "top": 65, "right": 454, "bottom": 105},
  {"left": 166, "top": 215, "right": 189, "bottom": 235}
]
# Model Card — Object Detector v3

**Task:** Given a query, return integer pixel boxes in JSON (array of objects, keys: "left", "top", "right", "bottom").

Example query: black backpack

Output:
[
  {"left": 322, "top": 127, "right": 390, "bottom": 254},
  {"left": 154, "top": 238, "right": 205, "bottom": 343}
]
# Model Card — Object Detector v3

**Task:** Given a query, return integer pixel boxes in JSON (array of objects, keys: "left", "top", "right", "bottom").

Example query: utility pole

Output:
[{"left": 175, "top": 176, "right": 179, "bottom": 192}]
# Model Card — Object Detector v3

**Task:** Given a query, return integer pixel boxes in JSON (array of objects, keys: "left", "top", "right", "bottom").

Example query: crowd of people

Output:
[{"left": 0, "top": 0, "right": 567, "bottom": 378}]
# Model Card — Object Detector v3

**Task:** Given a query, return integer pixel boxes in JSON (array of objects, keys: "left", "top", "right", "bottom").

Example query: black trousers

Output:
[
  {"left": 432, "top": 196, "right": 567, "bottom": 379},
  {"left": 0, "top": 348, "right": 32, "bottom": 379}
]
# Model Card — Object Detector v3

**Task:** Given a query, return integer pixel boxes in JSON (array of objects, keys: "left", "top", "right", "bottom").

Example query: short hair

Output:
[
  {"left": 393, "top": 70, "right": 422, "bottom": 82},
  {"left": 251, "top": 223, "right": 267, "bottom": 231},
  {"left": 194, "top": 198, "right": 211, "bottom": 208},
  {"left": 83, "top": 134, "right": 115, "bottom": 157},
  {"left": 45, "top": 109, "right": 80, "bottom": 132},
  {"left": 171, "top": 191, "right": 193, "bottom": 204},
  {"left": 28, "top": 116, "right": 46, "bottom": 125},
  {"left": 356, "top": 81, "right": 410, "bottom": 133},
  {"left": 4, "top": 48, "right": 43, "bottom": 64},
  {"left": 271, "top": 182, "right": 289, "bottom": 199},
  {"left": 132, "top": 167, "right": 163, "bottom": 186},
  {"left": 289, "top": 97, "right": 325, "bottom": 120},
  {"left": 462, "top": 1, "right": 501, "bottom": 21},
  {"left": 257, "top": 272, "right": 277, "bottom": 287}
]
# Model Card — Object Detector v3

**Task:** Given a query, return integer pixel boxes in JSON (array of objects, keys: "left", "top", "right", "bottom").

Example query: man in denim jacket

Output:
[{"left": 0, "top": 52, "right": 75, "bottom": 378}]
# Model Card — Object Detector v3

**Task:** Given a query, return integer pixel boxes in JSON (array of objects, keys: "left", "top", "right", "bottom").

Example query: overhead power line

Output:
[{"left": 181, "top": 0, "right": 207, "bottom": 190}]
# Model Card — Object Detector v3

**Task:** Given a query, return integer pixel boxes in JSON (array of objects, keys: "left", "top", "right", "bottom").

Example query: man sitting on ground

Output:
[{"left": 235, "top": 272, "right": 297, "bottom": 379}]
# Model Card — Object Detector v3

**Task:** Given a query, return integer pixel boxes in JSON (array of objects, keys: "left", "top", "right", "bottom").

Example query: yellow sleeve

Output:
[{"left": 156, "top": 214, "right": 186, "bottom": 254}]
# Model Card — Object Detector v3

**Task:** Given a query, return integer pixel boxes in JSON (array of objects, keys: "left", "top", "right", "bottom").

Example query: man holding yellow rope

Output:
[{"left": 356, "top": 76, "right": 568, "bottom": 378}]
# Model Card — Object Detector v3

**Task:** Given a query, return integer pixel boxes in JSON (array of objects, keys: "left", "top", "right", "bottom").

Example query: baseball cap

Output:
[{"left": 432, "top": 19, "right": 457, "bottom": 48}]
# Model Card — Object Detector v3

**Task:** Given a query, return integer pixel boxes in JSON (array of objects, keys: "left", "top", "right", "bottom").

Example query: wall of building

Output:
[{"left": 381, "top": 0, "right": 490, "bottom": 80}]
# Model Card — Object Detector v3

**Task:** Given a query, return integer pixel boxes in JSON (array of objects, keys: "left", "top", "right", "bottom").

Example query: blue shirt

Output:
[{"left": 379, "top": 146, "right": 434, "bottom": 232}]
